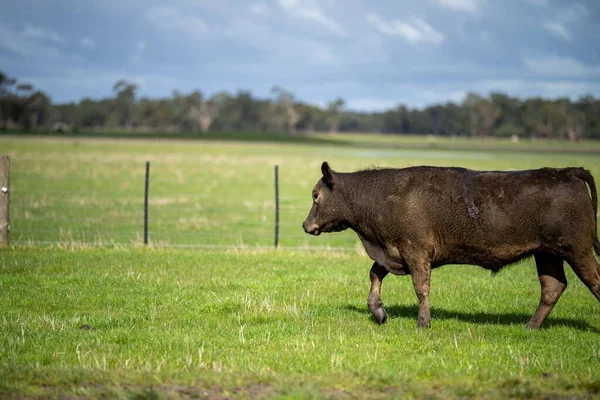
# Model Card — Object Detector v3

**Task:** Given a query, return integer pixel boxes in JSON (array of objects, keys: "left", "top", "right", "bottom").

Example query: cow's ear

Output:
[{"left": 321, "top": 161, "right": 333, "bottom": 188}]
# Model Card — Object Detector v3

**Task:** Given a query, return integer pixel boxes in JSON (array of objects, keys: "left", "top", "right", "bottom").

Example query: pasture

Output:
[{"left": 1, "top": 133, "right": 600, "bottom": 399}]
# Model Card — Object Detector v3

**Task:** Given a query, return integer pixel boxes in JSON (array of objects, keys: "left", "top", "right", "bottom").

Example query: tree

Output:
[
  {"left": 185, "top": 91, "right": 219, "bottom": 132},
  {"left": 522, "top": 99, "right": 568, "bottom": 139},
  {"left": 557, "top": 99, "right": 585, "bottom": 141},
  {"left": 271, "top": 86, "right": 298, "bottom": 134},
  {"left": 78, "top": 98, "right": 109, "bottom": 128},
  {"left": 462, "top": 93, "right": 499, "bottom": 137},
  {"left": 0, "top": 77, "right": 52, "bottom": 131},
  {"left": 576, "top": 95, "right": 600, "bottom": 139},
  {"left": 3, "top": 69, "right": 600, "bottom": 140},
  {"left": 425, "top": 103, "right": 464, "bottom": 136},
  {"left": 25, "top": 91, "right": 52, "bottom": 130},
  {"left": 382, "top": 105, "right": 410, "bottom": 134},
  {"left": 0, "top": 71, "right": 17, "bottom": 130},
  {"left": 113, "top": 80, "right": 138, "bottom": 129},
  {"left": 296, "top": 103, "right": 327, "bottom": 132},
  {"left": 327, "top": 98, "right": 345, "bottom": 133}
]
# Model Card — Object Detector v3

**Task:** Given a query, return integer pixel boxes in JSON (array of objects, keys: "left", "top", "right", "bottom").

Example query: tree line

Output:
[{"left": 1, "top": 70, "right": 599, "bottom": 139}]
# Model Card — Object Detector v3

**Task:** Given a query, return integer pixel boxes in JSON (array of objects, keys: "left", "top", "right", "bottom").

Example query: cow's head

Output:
[{"left": 302, "top": 161, "right": 350, "bottom": 236}]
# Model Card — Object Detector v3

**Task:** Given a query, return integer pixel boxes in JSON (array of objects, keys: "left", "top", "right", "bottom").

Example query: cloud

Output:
[
  {"left": 145, "top": 6, "right": 208, "bottom": 37},
  {"left": 249, "top": 2, "right": 269, "bottom": 16},
  {"left": 0, "top": 22, "right": 62, "bottom": 59},
  {"left": 431, "top": 0, "right": 481, "bottom": 14},
  {"left": 80, "top": 37, "right": 95, "bottom": 49},
  {"left": 524, "top": 55, "right": 600, "bottom": 78},
  {"left": 561, "top": 3, "right": 588, "bottom": 23},
  {"left": 542, "top": 3, "right": 587, "bottom": 41},
  {"left": 366, "top": 14, "right": 445, "bottom": 45},
  {"left": 223, "top": 18, "right": 339, "bottom": 65},
  {"left": 542, "top": 21, "right": 570, "bottom": 41},
  {"left": 524, "top": 0, "right": 547, "bottom": 5},
  {"left": 22, "top": 24, "right": 66, "bottom": 44},
  {"left": 276, "top": 0, "right": 346, "bottom": 36}
]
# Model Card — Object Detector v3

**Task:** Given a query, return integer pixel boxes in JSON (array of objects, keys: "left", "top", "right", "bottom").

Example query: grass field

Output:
[{"left": 1, "top": 133, "right": 600, "bottom": 398}]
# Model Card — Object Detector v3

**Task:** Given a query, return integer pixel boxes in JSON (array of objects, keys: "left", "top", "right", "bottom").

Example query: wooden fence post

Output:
[{"left": 0, "top": 156, "right": 9, "bottom": 247}]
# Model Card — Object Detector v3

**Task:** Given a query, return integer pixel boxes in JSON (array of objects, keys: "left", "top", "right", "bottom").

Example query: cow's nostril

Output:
[{"left": 303, "top": 222, "right": 319, "bottom": 234}]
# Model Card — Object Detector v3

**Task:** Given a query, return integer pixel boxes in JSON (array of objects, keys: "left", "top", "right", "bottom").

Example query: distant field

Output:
[
  {"left": 2, "top": 133, "right": 599, "bottom": 249},
  {"left": 1, "top": 133, "right": 599, "bottom": 398}
]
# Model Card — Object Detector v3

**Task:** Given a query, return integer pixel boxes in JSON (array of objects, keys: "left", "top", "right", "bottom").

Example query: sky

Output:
[{"left": 1, "top": 0, "right": 599, "bottom": 111}]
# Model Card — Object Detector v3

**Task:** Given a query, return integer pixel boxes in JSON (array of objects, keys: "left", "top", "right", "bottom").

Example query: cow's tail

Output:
[{"left": 574, "top": 168, "right": 600, "bottom": 256}]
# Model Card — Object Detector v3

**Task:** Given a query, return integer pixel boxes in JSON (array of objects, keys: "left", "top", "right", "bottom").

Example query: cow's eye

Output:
[{"left": 313, "top": 192, "right": 319, "bottom": 202}]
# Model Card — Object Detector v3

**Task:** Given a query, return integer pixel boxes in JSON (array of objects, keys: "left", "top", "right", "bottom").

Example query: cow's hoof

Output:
[
  {"left": 416, "top": 320, "right": 431, "bottom": 328},
  {"left": 525, "top": 321, "right": 541, "bottom": 330},
  {"left": 372, "top": 307, "right": 388, "bottom": 324}
]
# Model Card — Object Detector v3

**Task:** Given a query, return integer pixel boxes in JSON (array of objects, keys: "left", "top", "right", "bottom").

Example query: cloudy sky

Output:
[{"left": 1, "top": 0, "right": 599, "bottom": 110}]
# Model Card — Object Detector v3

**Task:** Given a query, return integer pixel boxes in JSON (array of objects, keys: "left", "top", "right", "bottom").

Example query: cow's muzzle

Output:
[{"left": 302, "top": 221, "right": 321, "bottom": 236}]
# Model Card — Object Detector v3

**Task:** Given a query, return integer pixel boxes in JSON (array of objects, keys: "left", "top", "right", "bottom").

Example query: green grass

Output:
[
  {"left": 1, "top": 248, "right": 599, "bottom": 399},
  {"left": 1, "top": 133, "right": 600, "bottom": 398}
]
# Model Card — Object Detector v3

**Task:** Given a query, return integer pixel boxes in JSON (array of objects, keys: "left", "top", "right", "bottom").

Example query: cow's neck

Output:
[{"left": 336, "top": 173, "right": 381, "bottom": 239}]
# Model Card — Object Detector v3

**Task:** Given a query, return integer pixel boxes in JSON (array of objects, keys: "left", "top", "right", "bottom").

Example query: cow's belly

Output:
[
  {"left": 437, "top": 240, "right": 540, "bottom": 271},
  {"left": 358, "top": 235, "right": 409, "bottom": 275}
]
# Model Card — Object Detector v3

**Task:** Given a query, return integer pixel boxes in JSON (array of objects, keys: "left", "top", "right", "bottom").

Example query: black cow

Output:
[{"left": 302, "top": 162, "right": 600, "bottom": 328}]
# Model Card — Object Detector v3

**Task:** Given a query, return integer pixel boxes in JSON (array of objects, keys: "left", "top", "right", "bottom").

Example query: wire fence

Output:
[{"left": 8, "top": 160, "right": 361, "bottom": 251}]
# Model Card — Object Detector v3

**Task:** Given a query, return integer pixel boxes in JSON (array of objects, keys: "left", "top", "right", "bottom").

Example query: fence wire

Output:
[{"left": 8, "top": 162, "right": 361, "bottom": 252}]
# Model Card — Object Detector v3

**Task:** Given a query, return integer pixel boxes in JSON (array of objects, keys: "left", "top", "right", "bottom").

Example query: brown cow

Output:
[{"left": 302, "top": 162, "right": 600, "bottom": 328}]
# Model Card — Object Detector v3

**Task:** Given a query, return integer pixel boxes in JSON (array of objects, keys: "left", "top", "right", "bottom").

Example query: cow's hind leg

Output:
[
  {"left": 409, "top": 262, "right": 432, "bottom": 328},
  {"left": 526, "top": 253, "right": 567, "bottom": 329},
  {"left": 368, "top": 262, "right": 389, "bottom": 324},
  {"left": 568, "top": 253, "right": 600, "bottom": 303}
]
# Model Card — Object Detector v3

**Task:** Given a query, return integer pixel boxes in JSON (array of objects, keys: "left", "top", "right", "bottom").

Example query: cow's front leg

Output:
[
  {"left": 409, "top": 262, "right": 432, "bottom": 328},
  {"left": 368, "top": 262, "right": 389, "bottom": 324}
]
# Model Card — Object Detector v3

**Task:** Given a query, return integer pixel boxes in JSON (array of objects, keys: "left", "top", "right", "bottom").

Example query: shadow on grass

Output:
[{"left": 343, "top": 304, "right": 600, "bottom": 332}]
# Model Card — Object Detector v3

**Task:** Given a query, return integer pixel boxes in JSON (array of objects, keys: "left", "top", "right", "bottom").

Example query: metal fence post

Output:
[
  {"left": 144, "top": 161, "right": 150, "bottom": 246},
  {"left": 274, "top": 165, "right": 279, "bottom": 249}
]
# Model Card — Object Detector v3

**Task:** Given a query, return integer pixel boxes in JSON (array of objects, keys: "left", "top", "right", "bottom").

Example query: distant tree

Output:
[
  {"left": 0, "top": 71, "right": 17, "bottom": 130},
  {"left": 463, "top": 93, "right": 483, "bottom": 137},
  {"left": 522, "top": 99, "right": 569, "bottom": 139},
  {"left": 462, "top": 93, "right": 499, "bottom": 137},
  {"left": 25, "top": 91, "right": 52, "bottom": 130},
  {"left": 556, "top": 99, "right": 586, "bottom": 141},
  {"left": 576, "top": 95, "right": 600, "bottom": 139},
  {"left": 186, "top": 91, "right": 215, "bottom": 132},
  {"left": 4, "top": 69, "right": 600, "bottom": 140},
  {"left": 53, "top": 102, "right": 79, "bottom": 127},
  {"left": 113, "top": 80, "right": 138, "bottom": 129},
  {"left": 209, "top": 91, "right": 235, "bottom": 131},
  {"left": 271, "top": 86, "right": 298, "bottom": 134},
  {"left": 296, "top": 103, "right": 327, "bottom": 132},
  {"left": 426, "top": 102, "right": 464, "bottom": 136},
  {"left": 78, "top": 98, "right": 109, "bottom": 128},
  {"left": 382, "top": 105, "right": 411, "bottom": 134},
  {"left": 490, "top": 92, "right": 522, "bottom": 128},
  {"left": 327, "top": 98, "right": 345, "bottom": 133},
  {"left": 234, "top": 91, "right": 262, "bottom": 131},
  {"left": 0, "top": 78, "right": 53, "bottom": 131}
]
